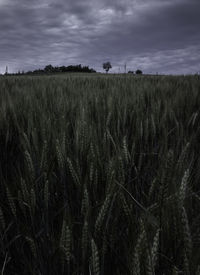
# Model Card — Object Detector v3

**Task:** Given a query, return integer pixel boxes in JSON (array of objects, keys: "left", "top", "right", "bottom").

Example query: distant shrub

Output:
[{"left": 136, "top": 69, "right": 143, "bottom": 74}]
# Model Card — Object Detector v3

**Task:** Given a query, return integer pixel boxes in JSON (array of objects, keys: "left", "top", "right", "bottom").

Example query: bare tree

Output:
[{"left": 5, "top": 66, "right": 8, "bottom": 75}]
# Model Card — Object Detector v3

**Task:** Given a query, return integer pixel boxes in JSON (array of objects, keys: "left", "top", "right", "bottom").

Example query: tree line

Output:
[
  {"left": 2, "top": 62, "right": 144, "bottom": 75},
  {"left": 4, "top": 64, "right": 96, "bottom": 75}
]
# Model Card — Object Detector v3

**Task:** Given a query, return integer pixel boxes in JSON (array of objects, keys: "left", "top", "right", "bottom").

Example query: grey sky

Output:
[{"left": 0, "top": 0, "right": 199, "bottom": 74}]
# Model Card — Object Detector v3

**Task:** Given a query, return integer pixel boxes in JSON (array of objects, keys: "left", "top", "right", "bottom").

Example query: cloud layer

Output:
[{"left": 0, "top": 0, "right": 199, "bottom": 74}]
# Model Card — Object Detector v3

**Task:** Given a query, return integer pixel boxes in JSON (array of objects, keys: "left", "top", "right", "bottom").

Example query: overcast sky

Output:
[{"left": 0, "top": 0, "right": 199, "bottom": 74}]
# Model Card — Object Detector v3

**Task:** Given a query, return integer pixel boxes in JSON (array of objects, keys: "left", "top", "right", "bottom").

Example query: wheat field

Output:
[{"left": 0, "top": 73, "right": 200, "bottom": 274}]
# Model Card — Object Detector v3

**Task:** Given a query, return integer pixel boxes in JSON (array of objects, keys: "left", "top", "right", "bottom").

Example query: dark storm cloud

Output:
[{"left": 0, "top": 0, "right": 199, "bottom": 74}]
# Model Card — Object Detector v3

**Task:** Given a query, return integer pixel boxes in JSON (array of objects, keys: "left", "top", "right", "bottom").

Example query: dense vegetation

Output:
[
  {"left": 5, "top": 64, "right": 96, "bottom": 76},
  {"left": 0, "top": 73, "right": 200, "bottom": 274}
]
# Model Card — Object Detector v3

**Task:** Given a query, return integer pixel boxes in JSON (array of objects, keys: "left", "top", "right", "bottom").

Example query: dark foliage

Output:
[
  {"left": 6, "top": 64, "right": 96, "bottom": 76},
  {"left": 136, "top": 69, "right": 143, "bottom": 75}
]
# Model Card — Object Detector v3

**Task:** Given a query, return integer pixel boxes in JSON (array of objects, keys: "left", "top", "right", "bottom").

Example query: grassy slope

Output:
[{"left": 0, "top": 74, "right": 200, "bottom": 274}]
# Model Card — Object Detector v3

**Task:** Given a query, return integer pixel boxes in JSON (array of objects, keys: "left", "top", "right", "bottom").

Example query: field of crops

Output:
[{"left": 0, "top": 73, "right": 200, "bottom": 274}]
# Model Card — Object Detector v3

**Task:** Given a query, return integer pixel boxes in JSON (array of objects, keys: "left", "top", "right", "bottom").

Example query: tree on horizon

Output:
[{"left": 103, "top": 62, "right": 112, "bottom": 73}]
